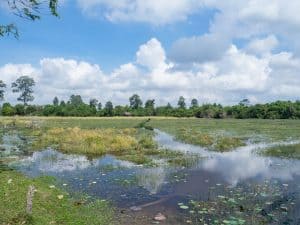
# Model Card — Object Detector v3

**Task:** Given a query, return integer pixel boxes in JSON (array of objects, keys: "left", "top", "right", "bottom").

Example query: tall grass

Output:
[{"left": 32, "top": 127, "right": 139, "bottom": 155}]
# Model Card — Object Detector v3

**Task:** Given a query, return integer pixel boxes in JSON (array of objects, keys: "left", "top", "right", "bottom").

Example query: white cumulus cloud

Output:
[
  {"left": 76, "top": 0, "right": 203, "bottom": 25},
  {"left": 1, "top": 38, "right": 300, "bottom": 106}
]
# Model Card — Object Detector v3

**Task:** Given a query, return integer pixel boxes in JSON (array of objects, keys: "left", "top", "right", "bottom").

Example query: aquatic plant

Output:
[{"left": 179, "top": 181, "right": 297, "bottom": 225}]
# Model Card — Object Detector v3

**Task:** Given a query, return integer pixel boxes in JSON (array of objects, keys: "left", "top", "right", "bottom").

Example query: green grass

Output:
[
  {"left": 149, "top": 118, "right": 300, "bottom": 141},
  {"left": 262, "top": 143, "right": 300, "bottom": 159},
  {"left": 0, "top": 171, "right": 113, "bottom": 225},
  {"left": 0, "top": 117, "right": 162, "bottom": 165},
  {"left": 149, "top": 118, "right": 300, "bottom": 152},
  {"left": 2, "top": 117, "right": 300, "bottom": 155},
  {"left": 170, "top": 127, "right": 246, "bottom": 152},
  {"left": 3, "top": 117, "right": 300, "bottom": 141}
]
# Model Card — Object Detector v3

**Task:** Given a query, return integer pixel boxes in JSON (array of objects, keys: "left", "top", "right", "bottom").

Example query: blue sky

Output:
[
  {"left": 0, "top": 2, "right": 213, "bottom": 72},
  {"left": 1, "top": 0, "right": 300, "bottom": 106}
]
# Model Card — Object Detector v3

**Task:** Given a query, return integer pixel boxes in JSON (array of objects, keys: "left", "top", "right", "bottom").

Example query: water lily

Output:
[
  {"left": 179, "top": 205, "right": 189, "bottom": 210},
  {"left": 57, "top": 195, "right": 64, "bottom": 199}
]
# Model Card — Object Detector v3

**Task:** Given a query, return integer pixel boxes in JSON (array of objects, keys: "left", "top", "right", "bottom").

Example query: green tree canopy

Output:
[
  {"left": 1, "top": 102, "right": 15, "bottom": 116},
  {"left": 191, "top": 98, "right": 199, "bottom": 108},
  {"left": 89, "top": 99, "right": 98, "bottom": 108},
  {"left": 53, "top": 96, "right": 59, "bottom": 106},
  {"left": 0, "top": 80, "right": 6, "bottom": 101},
  {"left": 129, "top": 94, "right": 143, "bottom": 109},
  {"left": 60, "top": 100, "right": 66, "bottom": 106},
  {"left": 145, "top": 99, "right": 155, "bottom": 109},
  {"left": 144, "top": 99, "right": 155, "bottom": 116},
  {"left": 11, "top": 76, "right": 35, "bottom": 105},
  {"left": 69, "top": 95, "right": 83, "bottom": 106},
  {"left": 177, "top": 96, "right": 186, "bottom": 109},
  {"left": 104, "top": 101, "right": 113, "bottom": 116},
  {"left": 97, "top": 102, "right": 102, "bottom": 111}
]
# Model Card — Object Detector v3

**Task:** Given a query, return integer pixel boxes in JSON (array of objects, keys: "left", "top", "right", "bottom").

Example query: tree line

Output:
[{"left": 1, "top": 77, "right": 300, "bottom": 119}]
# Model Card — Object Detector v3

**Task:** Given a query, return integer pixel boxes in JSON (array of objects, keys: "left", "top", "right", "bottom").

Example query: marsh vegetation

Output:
[{"left": 1, "top": 117, "right": 300, "bottom": 224}]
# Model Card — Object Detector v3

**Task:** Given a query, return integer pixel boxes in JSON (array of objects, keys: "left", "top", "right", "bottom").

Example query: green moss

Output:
[{"left": 0, "top": 171, "right": 113, "bottom": 225}]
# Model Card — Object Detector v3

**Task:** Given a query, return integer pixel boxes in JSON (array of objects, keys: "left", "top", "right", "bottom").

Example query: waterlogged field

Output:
[{"left": 1, "top": 117, "right": 300, "bottom": 225}]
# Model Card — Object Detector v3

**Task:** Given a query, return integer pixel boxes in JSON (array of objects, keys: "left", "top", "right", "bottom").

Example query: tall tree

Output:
[
  {"left": 97, "top": 102, "right": 102, "bottom": 111},
  {"left": 166, "top": 103, "right": 172, "bottom": 109},
  {"left": 60, "top": 100, "right": 66, "bottom": 106},
  {"left": 191, "top": 98, "right": 199, "bottom": 108},
  {"left": 177, "top": 96, "right": 186, "bottom": 109},
  {"left": 104, "top": 101, "right": 113, "bottom": 116},
  {"left": 53, "top": 96, "right": 59, "bottom": 106},
  {"left": 89, "top": 99, "right": 98, "bottom": 108},
  {"left": 0, "top": 80, "right": 6, "bottom": 101},
  {"left": 11, "top": 76, "right": 35, "bottom": 105},
  {"left": 145, "top": 99, "right": 155, "bottom": 116},
  {"left": 1, "top": 0, "right": 59, "bottom": 38},
  {"left": 129, "top": 94, "right": 143, "bottom": 109},
  {"left": 145, "top": 99, "right": 155, "bottom": 109},
  {"left": 69, "top": 94, "right": 83, "bottom": 106}
]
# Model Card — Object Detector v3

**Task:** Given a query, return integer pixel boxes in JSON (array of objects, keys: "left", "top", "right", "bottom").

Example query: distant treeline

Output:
[
  {"left": 1, "top": 95, "right": 300, "bottom": 119},
  {"left": 1, "top": 77, "right": 300, "bottom": 119}
]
